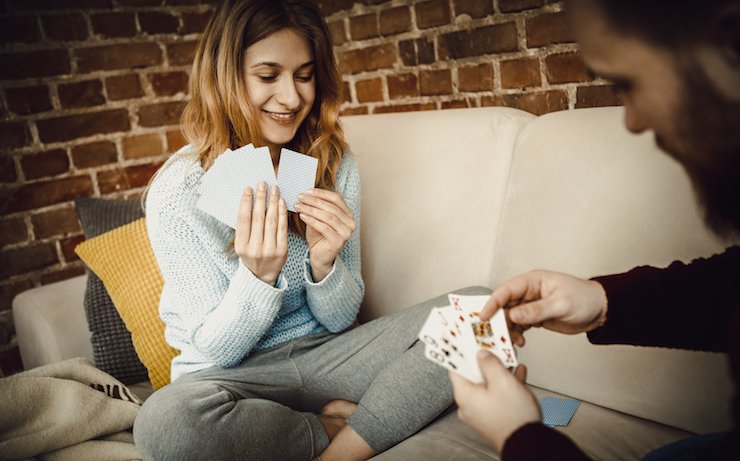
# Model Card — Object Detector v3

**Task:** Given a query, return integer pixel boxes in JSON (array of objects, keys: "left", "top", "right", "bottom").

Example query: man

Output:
[{"left": 449, "top": 0, "right": 740, "bottom": 460}]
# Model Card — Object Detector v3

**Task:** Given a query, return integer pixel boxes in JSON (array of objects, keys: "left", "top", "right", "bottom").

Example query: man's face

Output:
[{"left": 572, "top": 2, "right": 740, "bottom": 236}]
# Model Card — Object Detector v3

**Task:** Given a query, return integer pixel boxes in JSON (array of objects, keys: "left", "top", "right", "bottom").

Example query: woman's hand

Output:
[
  {"left": 295, "top": 189, "right": 356, "bottom": 282},
  {"left": 234, "top": 181, "right": 288, "bottom": 286}
]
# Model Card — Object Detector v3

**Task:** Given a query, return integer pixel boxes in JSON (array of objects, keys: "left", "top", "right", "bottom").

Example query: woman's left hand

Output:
[{"left": 295, "top": 188, "right": 356, "bottom": 282}]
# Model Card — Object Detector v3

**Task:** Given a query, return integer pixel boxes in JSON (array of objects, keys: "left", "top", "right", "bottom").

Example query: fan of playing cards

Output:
[
  {"left": 418, "top": 294, "right": 518, "bottom": 383},
  {"left": 197, "top": 143, "right": 319, "bottom": 229}
]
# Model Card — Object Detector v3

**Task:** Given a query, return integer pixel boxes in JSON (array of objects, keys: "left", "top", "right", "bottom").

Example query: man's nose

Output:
[{"left": 623, "top": 103, "right": 648, "bottom": 134}]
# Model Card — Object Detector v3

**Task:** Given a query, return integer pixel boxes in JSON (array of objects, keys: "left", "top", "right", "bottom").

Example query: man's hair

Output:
[{"left": 588, "top": 0, "right": 731, "bottom": 48}]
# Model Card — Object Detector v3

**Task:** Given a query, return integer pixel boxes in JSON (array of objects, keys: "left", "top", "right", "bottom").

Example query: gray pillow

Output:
[{"left": 75, "top": 197, "right": 149, "bottom": 384}]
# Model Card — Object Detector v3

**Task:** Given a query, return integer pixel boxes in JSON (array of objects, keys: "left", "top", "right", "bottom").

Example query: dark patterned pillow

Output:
[{"left": 75, "top": 197, "right": 149, "bottom": 384}]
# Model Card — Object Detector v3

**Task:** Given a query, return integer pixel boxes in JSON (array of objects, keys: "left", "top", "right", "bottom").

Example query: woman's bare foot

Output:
[
  {"left": 321, "top": 399, "right": 358, "bottom": 418},
  {"left": 317, "top": 414, "right": 347, "bottom": 440}
]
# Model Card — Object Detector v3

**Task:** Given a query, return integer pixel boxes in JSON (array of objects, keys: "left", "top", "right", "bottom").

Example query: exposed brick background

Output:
[{"left": 0, "top": 0, "right": 620, "bottom": 369}]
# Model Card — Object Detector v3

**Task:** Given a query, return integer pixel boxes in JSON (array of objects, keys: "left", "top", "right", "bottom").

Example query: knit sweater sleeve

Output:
[
  {"left": 303, "top": 153, "right": 365, "bottom": 332},
  {"left": 146, "top": 158, "right": 286, "bottom": 368}
]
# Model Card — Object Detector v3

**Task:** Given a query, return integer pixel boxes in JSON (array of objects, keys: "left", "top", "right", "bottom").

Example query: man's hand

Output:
[
  {"left": 450, "top": 352, "right": 540, "bottom": 453},
  {"left": 479, "top": 270, "right": 608, "bottom": 346}
]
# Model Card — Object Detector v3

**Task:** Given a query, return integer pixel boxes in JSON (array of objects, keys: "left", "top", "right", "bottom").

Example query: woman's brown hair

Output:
[{"left": 182, "top": 0, "right": 347, "bottom": 238}]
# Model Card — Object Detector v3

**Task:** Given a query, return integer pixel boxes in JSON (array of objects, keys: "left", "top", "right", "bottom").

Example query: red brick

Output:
[
  {"left": 526, "top": 11, "right": 575, "bottom": 47},
  {"left": 0, "top": 217, "right": 27, "bottom": 248},
  {"left": 123, "top": 133, "right": 163, "bottom": 159},
  {"left": 416, "top": 0, "right": 451, "bottom": 29},
  {"left": 576, "top": 85, "right": 621, "bottom": 108},
  {"left": 340, "top": 106, "right": 369, "bottom": 116},
  {"left": 338, "top": 44, "right": 397, "bottom": 74},
  {"left": 58, "top": 79, "right": 105, "bottom": 108},
  {"left": 76, "top": 43, "right": 162, "bottom": 73},
  {"left": 387, "top": 73, "right": 418, "bottom": 99},
  {"left": 399, "top": 38, "right": 436, "bottom": 66},
  {"left": 316, "top": 0, "right": 354, "bottom": 16},
  {"left": 458, "top": 63, "right": 493, "bottom": 92},
  {"left": 328, "top": 20, "right": 346, "bottom": 46},
  {"left": 137, "top": 101, "right": 187, "bottom": 127},
  {"left": 355, "top": 78, "right": 383, "bottom": 103},
  {"left": 0, "top": 243, "right": 59, "bottom": 278},
  {"left": 20, "top": 149, "right": 70, "bottom": 180},
  {"left": 483, "top": 90, "right": 568, "bottom": 115},
  {"left": 501, "top": 57, "right": 541, "bottom": 89},
  {"left": 380, "top": 6, "right": 411, "bottom": 36},
  {"left": 166, "top": 129, "right": 188, "bottom": 152},
  {"left": 442, "top": 99, "right": 472, "bottom": 109},
  {"left": 420, "top": 69, "right": 452, "bottom": 96},
  {"left": 499, "top": 0, "right": 544, "bottom": 13},
  {"left": 105, "top": 74, "right": 144, "bottom": 101},
  {"left": 91, "top": 12, "right": 137, "bottom": 38},
  {"left": 60, "top": 236, "right": 85, "bottom": 263},
  {"left": 7, "top": 0, "right": 111, "bottom": 10},
  {"left": 0, "top": 50, "right": 70, "bottom": 79},
  {"left": 4, "top": 175, "right": 94, "bottom": 214},
  {"left": 373, "top": 102, "right": 436, "bottom": 114},
  {"left": 41, "top": 265, "right": 85, "bottom": 284},
  {"left": 343, "top": 81, "right": 351, "bottom": 103},
  {"left": 31, "top": 206, "right": 81, "bottom": 239},
  {"left": 545, "top": 51, "right": 591, "bottom": 84},
  {"left": 139, "top": 11, "right": 179, "bottom": 34},
  {"left": 350, "top": 13, "right": 378, "bottom": 41},
  {"left": 126, "top": 162, "right": 162, "bottom": 188},
  {"left": 0, "top": 16, "right": 39, "bottom": 43},
  {"left": 98, "top": 162, "right": 162, "bottom": 193},
  {"left": 37, "top": 109, "right": 130, "bottom": 143},
  {"left": 5, "top": 85, "right": 52, "bottom": 115},
  {"left": 0, "top": 155, "right": 17, "bottom": 183},
  {"left": 149, "top": 71, "right": 189, "bottom": 96},
  {"left": 0, "top": 122, "right": 31, "bottom": 149},
  {"left": 439, "top": 22, "right": 517, "bottom": 59},
  {"left": 42, "top": 13, "right": 89, "bottom": 41},
  {"left": 182, "top": 11, "right": 212, "bottom": 34},
  {"left": 454, "top": 0, "right": 494, "bottom": 18},
  {"left": 72, "top": 141, "right": 118, "bottom": 168},
  {"left": 167, "top": 41, "right": 198, "bottom": 65},
  {"left": 0, "top": 280, "right": 33, "bottom": 311}
]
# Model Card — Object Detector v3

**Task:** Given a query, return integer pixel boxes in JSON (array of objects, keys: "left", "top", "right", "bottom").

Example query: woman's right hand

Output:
[{"left": 234, "top": 181, "right": 288, "bottom": 286}]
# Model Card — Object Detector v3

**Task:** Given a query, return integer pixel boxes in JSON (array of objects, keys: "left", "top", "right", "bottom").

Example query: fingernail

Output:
[
  {"left": 258, "top": 181, "right": 266, "bottom": 191},
  {"left": 477, "top": 350, "right": 489, "bottom": 360},
  {"left": 307, "top": 188, "right": 316, "bottom": 194},
  {"left": 270, "top": 185, "right": 278, "bottom": 195},
  {"left": 294, "top": 203, "right": 302, "bottom": 210},
  {"left": 297, "top": 193, "right": 305, "bottom": 200}
]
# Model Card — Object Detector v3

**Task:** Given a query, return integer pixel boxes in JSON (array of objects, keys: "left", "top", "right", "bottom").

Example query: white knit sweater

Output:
[{"left": 145, "top": 147, "right": 364, "bottom": 381}]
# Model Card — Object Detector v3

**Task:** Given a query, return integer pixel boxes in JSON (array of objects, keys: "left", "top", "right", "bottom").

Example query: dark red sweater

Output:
[{"left": 503, "top": 246, "right": 740, "bottom": 461}]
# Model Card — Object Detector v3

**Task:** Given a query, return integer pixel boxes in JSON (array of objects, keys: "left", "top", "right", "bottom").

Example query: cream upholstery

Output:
[{"left": 12, "top": 106, "right": 735, "bottom": 460}]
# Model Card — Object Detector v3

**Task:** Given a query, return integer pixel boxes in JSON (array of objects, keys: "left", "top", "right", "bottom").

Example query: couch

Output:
[{"left": 12, "top": 106, "right": 735, "bottom": 460}]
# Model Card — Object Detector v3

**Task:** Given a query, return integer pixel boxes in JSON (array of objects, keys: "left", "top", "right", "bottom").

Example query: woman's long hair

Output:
[{"left": 183, "top": 0, "right": 347, "bottom": 238}]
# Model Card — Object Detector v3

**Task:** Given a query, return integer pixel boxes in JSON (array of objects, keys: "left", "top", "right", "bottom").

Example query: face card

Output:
[
  {"left": 418, "top": 307, "right": 482, "bottom": 383},
  {"left": 276, "top": 148, "right": 318, "bottom": 212}
]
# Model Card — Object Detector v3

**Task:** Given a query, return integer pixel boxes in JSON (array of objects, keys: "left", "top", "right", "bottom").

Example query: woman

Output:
[{"left": 133, "top": 1, "right": 452, "bottom": 460}]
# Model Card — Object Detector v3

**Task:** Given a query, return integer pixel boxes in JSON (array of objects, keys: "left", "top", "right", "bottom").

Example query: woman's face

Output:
[{"left": 244, "top": 28, "right": 316, "bottom": 154}]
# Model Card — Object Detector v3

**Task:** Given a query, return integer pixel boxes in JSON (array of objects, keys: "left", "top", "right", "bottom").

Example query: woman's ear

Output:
[{"left": 698, "top": 3, "right": 740, "bottom": 101}]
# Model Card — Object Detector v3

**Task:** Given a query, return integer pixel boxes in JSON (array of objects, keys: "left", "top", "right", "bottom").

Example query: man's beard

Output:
[{"left": 663, "top": 69, "right": 740, "bottom": 239}]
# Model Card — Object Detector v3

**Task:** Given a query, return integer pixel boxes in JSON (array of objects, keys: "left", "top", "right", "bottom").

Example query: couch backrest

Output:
[
  {"left": 491, "top": 107, "right": 735, "bottom": 434},
  {"left": 342, "top": 107, "right": 534, "bottom": 321}
]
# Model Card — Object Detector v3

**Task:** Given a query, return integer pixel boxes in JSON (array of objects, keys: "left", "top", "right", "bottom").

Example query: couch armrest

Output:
[{"left": 12, "top": 274, "right": 93, "bottom": 370}]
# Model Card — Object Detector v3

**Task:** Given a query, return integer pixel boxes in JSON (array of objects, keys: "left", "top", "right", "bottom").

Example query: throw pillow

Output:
[
  {"left": 74, "top": 197, "right": 148, "bottom": 384},
  {"left": 75, "top": 217, "right": 178, "bottom": 390}
]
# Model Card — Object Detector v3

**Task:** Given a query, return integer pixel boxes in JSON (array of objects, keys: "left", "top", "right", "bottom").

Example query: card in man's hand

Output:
[
  {"left": 418, "top": 294, "right": 518, "bottom": 383},
  {"left": 196, "top": 144, "right": 318, "bottom": 228}
]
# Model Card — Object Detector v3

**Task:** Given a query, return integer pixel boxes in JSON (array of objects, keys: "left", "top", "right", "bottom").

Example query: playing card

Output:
[
  {"left": 418, "top": 308, "right": 482, "bottom": 383},
  {"left": 276, "top": 148, "right": 318, "bottom": 212},
  {"left": 196, "top": 145, "right": 278, "bottom": 229}
]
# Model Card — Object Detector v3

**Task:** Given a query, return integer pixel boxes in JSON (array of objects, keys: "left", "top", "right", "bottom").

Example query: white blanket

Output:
[{"left": 0, "top": 357, "right": 142, "bottom": 461}]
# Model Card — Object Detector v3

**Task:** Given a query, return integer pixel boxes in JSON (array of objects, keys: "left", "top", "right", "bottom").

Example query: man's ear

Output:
[{"left": 699, "top": 3, "right": 740, "bottom": 101}]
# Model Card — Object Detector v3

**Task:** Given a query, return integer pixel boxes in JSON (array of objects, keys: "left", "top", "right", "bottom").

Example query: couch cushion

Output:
[
  {"left": 75, "top": 197, "right": 149, "bottom": 384},
  {"left": 75, "top": 218, "right": 178, "bottom": 390},
  {"left": 489, "top": 107, "right": 735, "bottom": 434},
  {"left": 342, "top": 107, "right": 535, "bottom": 321}
]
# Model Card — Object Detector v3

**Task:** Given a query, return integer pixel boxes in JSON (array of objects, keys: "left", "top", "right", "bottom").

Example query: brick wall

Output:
[{"left": 0, "top": 0, "right": 619, "bottom": 370}]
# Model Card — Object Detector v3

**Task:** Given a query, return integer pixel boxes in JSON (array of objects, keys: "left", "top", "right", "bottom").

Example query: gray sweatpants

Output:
[{"left": 133, "top": 288, "right": 488, "bottom": 461}]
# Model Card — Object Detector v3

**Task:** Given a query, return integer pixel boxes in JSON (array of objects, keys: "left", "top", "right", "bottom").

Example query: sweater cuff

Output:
[
  {"left": 304, "top": 254, "right": 362, "bottom": 331},
  {"left": 502, "top": 423, "right": 590, "bottom": 461}
]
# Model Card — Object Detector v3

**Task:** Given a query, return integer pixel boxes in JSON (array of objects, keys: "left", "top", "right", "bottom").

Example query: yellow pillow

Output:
[{"left": 75, "top": 218, "right": 178, "bottom": 389}]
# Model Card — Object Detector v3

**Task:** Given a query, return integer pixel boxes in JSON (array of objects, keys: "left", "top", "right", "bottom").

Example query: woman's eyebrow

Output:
[{"left": 249, "top": 60, "right": 315, "bottom": 70}]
